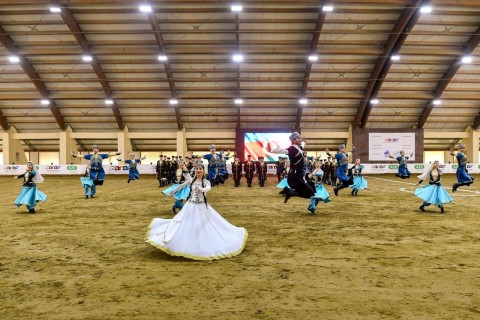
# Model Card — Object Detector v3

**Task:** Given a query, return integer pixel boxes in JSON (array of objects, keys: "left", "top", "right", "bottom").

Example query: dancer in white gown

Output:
[{"left": 146, "top": 163, "right": 248, "bottom": 260}]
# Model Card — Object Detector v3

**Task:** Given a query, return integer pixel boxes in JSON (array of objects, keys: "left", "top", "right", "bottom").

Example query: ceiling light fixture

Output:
[
  {"left": 139, "top": 5, "right": 152, "bottom": 13},
  {"left": 322, "top": 5, "right": 334, "bottom": 12},
  {"left": 82, "top": 55, "right": 93, "bottom": 62},
  {"left": 231, "top": 4, "right": 243, "bottom": 12},
  {"left": 104, "top": 99, "right": 114, "bottom": 105},
  {"left": 232, "top": 54, "right": 244, "bottom": 62},
  {"left": 420, "top": 6, "right": 432, "bottom": 13}
]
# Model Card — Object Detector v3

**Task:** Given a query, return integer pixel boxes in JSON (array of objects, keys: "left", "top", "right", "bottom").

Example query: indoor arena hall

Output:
[{"left": 1, "top": 1, "right": 479, "bottom": 319}]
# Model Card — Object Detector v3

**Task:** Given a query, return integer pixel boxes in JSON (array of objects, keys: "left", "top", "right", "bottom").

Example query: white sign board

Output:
[{"left": 369, "top": 132, "right": 415, "bottom": 161}]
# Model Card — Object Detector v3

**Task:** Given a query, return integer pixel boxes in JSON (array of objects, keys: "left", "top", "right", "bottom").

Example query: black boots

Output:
[
  {"left": 452, "top": 183, "right": 459, "bottom": 193},
  {"left": 419, "top": 205, "right": 425, "bottom": 212}
]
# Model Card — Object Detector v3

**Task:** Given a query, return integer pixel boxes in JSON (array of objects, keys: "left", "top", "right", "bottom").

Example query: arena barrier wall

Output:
[{"left": 1, "top": 163, "right": 479, "bottom": 175}]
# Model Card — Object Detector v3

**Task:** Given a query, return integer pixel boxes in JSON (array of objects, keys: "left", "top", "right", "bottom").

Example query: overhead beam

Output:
[
  {"left": 353, "top": 0, "right": 427, "bottom": 128},
  {"left": 0, "top": 25, "right": 66, "bottom": 129},
  {"left": 473, "top": 113, "right": 480, "bottom": 130},
  {"left": 0, "top": 110, "right": 8, "bottom": 130},
  {"left": 148, "top": 9, "right": 182, "bottom": 130},
  {"left": 417, "top": 26, "right": 480, "bottom": 129},
  {"left": 235, "top": 13, "right": 241, "bottom": 129},
  {"left": 57, "top": 4, "right": 124, "bottom": 130},
  {"left": 295, "top": 9, "right": 326, "bottom": 130}
]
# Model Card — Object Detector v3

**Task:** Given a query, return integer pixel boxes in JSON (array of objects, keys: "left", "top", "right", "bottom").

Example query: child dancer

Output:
[
  {"left": 14, "top": 162, "right": 47, "bottom": 214},
  {"left": 307, "top": 160, "right": 331, "bottom": 215},
  {"left": 162, "top": 161, "right": 191, "bottom": 214},
  {"left": 349, "top": 159, "right": 368, "bottom": 196},
  {"left": 415, "top": 161, "right": 452, "bottom": 213}
]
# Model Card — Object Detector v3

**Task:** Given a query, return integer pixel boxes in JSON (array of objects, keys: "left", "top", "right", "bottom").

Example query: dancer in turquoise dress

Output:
[
  {"left": 450, "top": 144, "right": 474, "bottom": 193},
  {"left": 14, "top": 162, "right": 47, "bottom": 214},
  {"left": 276, "top": 160, "right": 290, "bottom": 193},
  {"left": 307, "top": 160, "right": 331, "bottom": 215},
  {"left": 349, "top": 159, "right": 368, "bottom": 196},
  {"left": 415, "top": 161, "right": 452, "bottom": 213},
  {"left": 162, "top": 161, "right": 192, "bottom": 214}
]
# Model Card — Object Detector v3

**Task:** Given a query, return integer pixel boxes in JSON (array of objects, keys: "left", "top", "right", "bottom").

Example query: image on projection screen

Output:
[{"left": 244, "top": 133, "right": 291, "bottom": 161}]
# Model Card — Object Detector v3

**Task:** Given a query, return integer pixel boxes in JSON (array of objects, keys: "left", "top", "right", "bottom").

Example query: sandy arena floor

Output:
[{"left": 1, "top": 174, "right": 479, "bottom": 319}]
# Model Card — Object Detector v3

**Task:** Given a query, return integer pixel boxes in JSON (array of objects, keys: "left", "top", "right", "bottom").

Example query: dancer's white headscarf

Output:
[
  {"left": 417, "top": 162, "right": 435, "bottom": 181},
  {"left": 28, "top": 162, "right": 44, "bottom": 183}
]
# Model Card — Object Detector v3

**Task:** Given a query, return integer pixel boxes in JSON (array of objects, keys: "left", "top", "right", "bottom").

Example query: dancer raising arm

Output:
[
  {"left": 450, "top": 144, "right": 474, "bottom": 193},
  {"left": 72, "top": 145, "right": 120, "bottom": 198},
  {"left": 415, "top": 160, "right": 452, "bottom": 213},
  {"left": 388, "top": 150, "right": 413, "bottom": 179},
  {"left": 14, "top": 161, "right": 47, "bottom": 214},
  {"left": 326, "top": 144, "right": 355, "bottom": 196}
]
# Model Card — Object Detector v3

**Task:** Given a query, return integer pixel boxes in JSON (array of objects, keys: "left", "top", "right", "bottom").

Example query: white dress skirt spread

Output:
[{"left": 146, "top": 177, "right": 248, "bottom": 260}]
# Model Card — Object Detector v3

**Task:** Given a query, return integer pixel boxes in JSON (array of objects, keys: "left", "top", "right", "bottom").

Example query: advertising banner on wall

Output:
[{"left": 369, "top": 132, "right": 416, "bottom": 161}]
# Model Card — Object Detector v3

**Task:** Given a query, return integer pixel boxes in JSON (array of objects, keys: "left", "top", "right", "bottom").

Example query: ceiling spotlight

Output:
[
  {"left": 169, "top": 99, "right": 178, "bottom": 105},
  {"left": 391, "top": 55, "right": 401, "bottom": 61},
  {"left": 308, "top": 55, "right": 318, "bottom": 62},
  {"left": 82, "top": 55, "right": 93, "bottom": 62},
  {"left": 104, "top": 99, "right": 114, "bottom": 105},
  {"left": 299, "top": 98, "right": 308, "bottom": 105},
  {"left": 420, "top": 6, "right": 432, "bottom": 13},
  {"left": 433, "top": 99, "right": 442, "bottom": 105},
  {"left": 322, "top": 5, "right": 334, "bottom": 12},
  {"left": 158, "top": 55, "right": 168, "bottom": 62},
  {"left": 8, "top": 56, "right": 20, "bottom": 63},
  {"left": 231, "top": 4, "right": 243, "bottom": 12},
  {"left": 232, "top": 54, "right": 244, "bottom": 62},
  {"left": 139, "top": 5, "right": 152, "bottom": 13},
  {"left": 41, "top": 99, "right": 50, "bottom": 105},
  {"left": 461, "top": 56, "right": 473, "bottom": 64},
  {"left": 370, "top": 99, "right": 379, "bottom": 105},
  {"left": 235, "top": 98, "right": 243, "bottom": 105},
  {"left": 49, "top": 6, "right": 61, "bottom": 13}
]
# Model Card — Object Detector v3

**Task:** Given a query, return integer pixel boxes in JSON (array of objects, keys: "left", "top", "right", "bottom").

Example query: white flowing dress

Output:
[{"left": 146, "top": 176, "right": 248, "bottom": 260}]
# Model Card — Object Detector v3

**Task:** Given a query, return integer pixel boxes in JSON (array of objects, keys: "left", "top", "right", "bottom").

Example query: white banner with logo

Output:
[{"left": 1, "top": 163, "right": 479, "bottom": 175}]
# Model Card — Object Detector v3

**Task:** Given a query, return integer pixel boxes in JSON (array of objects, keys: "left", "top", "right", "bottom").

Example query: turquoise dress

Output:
[
  {"left": 162, "top": 170, "right": 192, "bottom": 212},
  {"left": 350, "top": 165, "right": 368, "bottom": 194},
  {"left": 307, "top": 170, "right": 330, "bottom": 215},
  {"left": 415, "top": 169, "right": 452, "bottom": 207},
  {"left": 14, "top": 170, "right": 47, "bottom": 212},
  {"left": 276, "top": 177, "right": 290, "bottom": 189}
]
